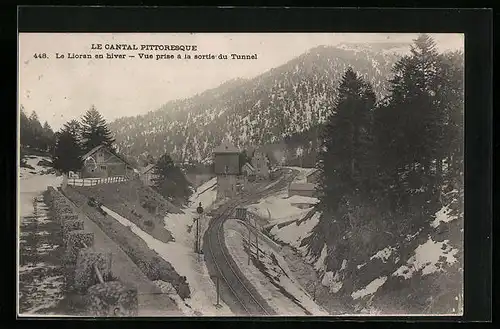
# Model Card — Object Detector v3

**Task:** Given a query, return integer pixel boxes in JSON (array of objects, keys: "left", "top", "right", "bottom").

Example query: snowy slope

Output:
[
  {"left": 224, "top": 219, "right": 328, "bottom": 316},
  {"left": 101, "top": 178, "right": 234, "bottom": 316},
  {"left": 109, "top": 44, "right": 404, "bottom": 163},
  {"left": 267, "top": 190, "right": 463, "bottom": 315},
  {"left": 246, "top": 190, "right": 317, "bottom": 226}
]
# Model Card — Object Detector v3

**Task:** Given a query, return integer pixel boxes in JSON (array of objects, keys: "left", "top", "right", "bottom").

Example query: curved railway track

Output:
[{"left": 203, "top": 169, "right": 297, "bottom": 316}]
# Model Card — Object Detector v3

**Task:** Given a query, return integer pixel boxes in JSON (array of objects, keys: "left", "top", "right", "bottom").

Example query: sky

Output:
[{"left": 18, "top": 33, "right": 463, "bottom": 131}]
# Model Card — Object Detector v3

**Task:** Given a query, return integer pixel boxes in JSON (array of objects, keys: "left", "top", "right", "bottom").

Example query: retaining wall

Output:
[{"left": 46, "top": 186, "right": 139, "bottom": 316}]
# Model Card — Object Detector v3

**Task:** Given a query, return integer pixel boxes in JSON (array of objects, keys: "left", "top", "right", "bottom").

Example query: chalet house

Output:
[
  {"left": 288, "top": 182, "right": 317, "bottom": 198},
  {"left": 80, "top": 145, "right": 135, "bottom": 179},
  {"left": 140, "top": 163, "right": 158, "bottom": 186}
]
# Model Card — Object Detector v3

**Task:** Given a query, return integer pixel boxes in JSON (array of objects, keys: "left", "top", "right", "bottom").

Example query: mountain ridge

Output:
[{"left": 109, "top": 43, "right": 410, "bottom": 164}]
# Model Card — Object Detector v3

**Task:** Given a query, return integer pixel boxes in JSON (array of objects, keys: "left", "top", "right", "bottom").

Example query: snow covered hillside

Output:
[
  {"left": 109, "top": 44, "right": 404, "bottom": 163},
  {"left": 246, "top": 190, "right": 316, "bottom": 228},
  {"left": 224, "top": 219, "right": 328, "bottom": 316},
  {"left": 101, "top": 178, "right": 234, "bottom": 316},
  {"left": 266, "top": 189, "right": 464, "bottom": 315}
]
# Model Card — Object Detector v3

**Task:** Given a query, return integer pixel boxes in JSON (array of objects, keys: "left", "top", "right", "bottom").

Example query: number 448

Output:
[{"left": 33, "top": 53, "right": 47, "bottom": 59}]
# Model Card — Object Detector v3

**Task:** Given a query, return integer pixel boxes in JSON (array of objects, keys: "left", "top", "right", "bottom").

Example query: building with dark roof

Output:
[
  {"left": 80, "top": 145, "right": 135, "bottom": 179},
  {"left": 213, "top": 141, "right": 240, "bottom": 200}
]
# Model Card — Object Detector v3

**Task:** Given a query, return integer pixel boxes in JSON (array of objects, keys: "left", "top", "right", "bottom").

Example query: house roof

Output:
[
  {"left": 242, "top": 162, "right": 255, "bottom": 172},
  {"left": 81, "top": 144, "right": 135, "bottom": 169},
  {"left": 289, "top": 182, "right": 316, "bottom": 191},
  {"left": 141, "top": 163, "right": 156, "bottom": 174},
  {"left": 81, "top": 145, "right": 105, "bottom": 161},
  {"left": 307, "top": 168, "right": 320, "bottom": 177},
  {"left": 214, "top": 141, "right": 240, "bottom": 154}
]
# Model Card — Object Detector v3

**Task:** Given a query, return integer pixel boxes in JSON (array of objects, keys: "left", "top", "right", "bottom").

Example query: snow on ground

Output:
[
  {"left": 370, "top": 246, "right": 397, "bottom": 263},
  {"left": 393, "top": 236, "right": 459, "bottom": 280},
  {"left": 154, "top": 280, "right": 196, "bottom": 316},
  {"left": 351, "top": 276, "right": 388, "bottom": 300},
  {"left": 19, "top": 156, "right": 62, "bottom": 217},
  {"left": 431, "top": 205, "right": 458, "bottom": 228},
  {"left": 321, "top": 260, "right": 347, "bottom": 294},
  {"left": 101, "top": 178, "right": 233, "bottom": 316},
  {"left": 308, "top": 244, "right": 327, "bottom": 272},
  {"left": 269, "top": 212, "right": 321, "bottom": 251},
  {"left": 224, "top": 219, "right": 328, "bottom": 316},
  {"left": 246, "top": 191, "right": 315, "bottom": 226},
  {"left": 283, "top": 166, "right": 317, "bottom": 183},
  {"left": 18, "top": 195, "right": 64, "bottom": 315}
]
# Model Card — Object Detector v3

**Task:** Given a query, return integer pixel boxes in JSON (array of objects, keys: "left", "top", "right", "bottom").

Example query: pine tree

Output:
[
  {"left": 52, "top": 121, "right": 84, "bottom": 174},
  {"left": 28, "top": 111, "right": 45, "bottom": 150},
  {"left": 374, "top": 34, "right": 463, "bottom": 221},
  {"left": 318, "top": 68, "right": 376, "bottom": 213},
  {"left": 153, "top": 153, "right": 192, "bottom": 203},
  {"left": 19, "top": 106, "right": 33, "bottom": 148},
  {"left": 80, "top": 105, "right": 115, "bottom": 152}
]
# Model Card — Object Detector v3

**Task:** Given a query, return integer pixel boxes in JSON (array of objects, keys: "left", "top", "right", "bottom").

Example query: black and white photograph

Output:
[{"left": 17, "top": 32, "right": 464, "bottom": 317}]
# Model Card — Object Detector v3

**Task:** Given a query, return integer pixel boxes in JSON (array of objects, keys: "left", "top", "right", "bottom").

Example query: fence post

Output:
[
  {"left": 82, "top": 178, "right": 85, "bottom": 187},
  {"left": 73, "top": 178, "right": 76, "bottom": 185}
]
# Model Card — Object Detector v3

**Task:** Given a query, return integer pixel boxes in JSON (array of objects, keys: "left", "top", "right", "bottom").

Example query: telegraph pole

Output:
[
  {"left": 210, "top": 275, "right": 222, "bottom": 309},
  {"left": 196, "top": 202, "right": 204, "bottom": 254},
  {"left": 247, "top": 219, "right": 251, "bottom": 265},
  {"left": 253, "top": 217, "right": 259, "bottom": 261}
]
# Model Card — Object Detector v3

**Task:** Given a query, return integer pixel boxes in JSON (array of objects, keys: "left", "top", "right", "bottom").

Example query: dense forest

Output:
[
  {"left": 302, "top": 34, "right": 464, "bottom": 313},
  {"left": 19, "top": 106, "right": 56, "bottom": 157}
]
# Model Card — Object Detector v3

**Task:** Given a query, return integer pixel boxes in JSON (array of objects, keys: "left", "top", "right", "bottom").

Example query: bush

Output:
[{"left": 141, "top": 200, "right": 157, "bottom": 214}]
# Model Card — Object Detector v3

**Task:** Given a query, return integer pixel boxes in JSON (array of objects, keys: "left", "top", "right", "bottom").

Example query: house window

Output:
[{"left": 100, "top": 165, "right": 107, "bottom": 170}]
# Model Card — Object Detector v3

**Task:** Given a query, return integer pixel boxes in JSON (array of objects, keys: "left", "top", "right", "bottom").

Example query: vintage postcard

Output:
[{"left": 18, "top": 32, "right": 464, "bottom": 317}]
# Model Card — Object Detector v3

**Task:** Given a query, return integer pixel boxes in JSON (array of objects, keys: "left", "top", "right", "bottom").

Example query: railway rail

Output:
[{"left": 203, "top": 169, "right": 297, "bottom": 315}]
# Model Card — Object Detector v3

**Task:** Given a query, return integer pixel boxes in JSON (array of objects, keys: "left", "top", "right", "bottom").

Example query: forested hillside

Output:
[{"left": 109, "top": 43, "right": 408, "bottom": 165}]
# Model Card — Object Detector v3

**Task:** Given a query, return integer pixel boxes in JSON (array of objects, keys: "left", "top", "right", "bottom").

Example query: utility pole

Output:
[
  {"left": 210, "top": 275, "right": 221, "bottom": 309},
  {"left": 247, "top": 219, "right": 251, "bottom": 265},
  {"left": 216, "top": 276, "right": 220, "bottom": 307},
  {"left": 196, "top": 202, "right": 204, "bottom": 254},
  {"left": 253, "top": 217, "right": 259, "bottom": 261}
]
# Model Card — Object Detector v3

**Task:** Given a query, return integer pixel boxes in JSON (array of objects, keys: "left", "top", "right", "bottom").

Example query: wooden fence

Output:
[{"left": 67, "top": 175, "right": 130, "bottom": 187}]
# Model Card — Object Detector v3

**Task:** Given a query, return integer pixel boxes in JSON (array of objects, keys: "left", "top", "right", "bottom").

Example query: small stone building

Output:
[
  {"left": 80, "top": 145, "right": 135, "bottom": 179},
  {"left": 213, "top": 141, "right": 240, "bottom": 201}
]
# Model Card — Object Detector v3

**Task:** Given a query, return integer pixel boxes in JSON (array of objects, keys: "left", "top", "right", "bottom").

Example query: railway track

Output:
[{"left": 203, "top": 169, "right": 297, "bottom": 316}]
